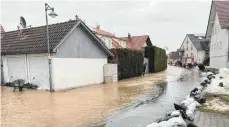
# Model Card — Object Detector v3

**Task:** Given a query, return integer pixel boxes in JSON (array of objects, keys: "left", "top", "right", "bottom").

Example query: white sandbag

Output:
[
  {"left": 181, "top": 97, "right": 195, "bottom": 107},
  {"left": 146, "top": 117, "right": 187, "bottom": 127},
  {"left": 207, "top": 72, "right": 213, "bottom": 76},
  {"left": 201, "top": 72, "right": 207, "bottom": 77},
  {"left": 166, "top": 117, "right": 187, "bottom": 127},
  {"left": 187, "top": 101, "right": 201, "bottom": 113},
  {"left": 185, "top": 101, "right": 201, "bottom": 121},
  {"left": 171, "top": 110, "right": 180, "bottom": 117},
  {"left": 186, "top": 110, "right": 194, "bottom": 121}
]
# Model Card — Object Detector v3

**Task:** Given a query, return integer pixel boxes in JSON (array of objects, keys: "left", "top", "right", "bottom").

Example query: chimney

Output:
[
  {"left": 96, "top": 24, "right": 100, "bottom": 29},
  {"left": 0, "top": 25, "right": 5, "bottom": 33},
  {"left": 128, "top": 33, "right": 131, "bottom": 38},
  {"left": 75, "top": 15, "right": 79, "bottom": 20}
]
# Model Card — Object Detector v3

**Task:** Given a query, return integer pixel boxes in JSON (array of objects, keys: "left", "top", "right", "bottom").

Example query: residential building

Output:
[
  {"left": 167, "top": 51, "right": 179, "bottom": 64},
  {"left": 179, "top": 34, "right": 209, "bottom": 65},
  {"left": 91, "top": 25, "right": 128, "bottom": 49},
  {"left": 121, "top": 33, "right": 153, "bottom": 51},
  {"left": 206, "top": 1, "right": 229, "bottom": 68},
  {"left": 1, "top": 19, "right": 113, "bottom": 90},
  {"left": 121, "top": 33, "right": 153, "bottom": 73}
]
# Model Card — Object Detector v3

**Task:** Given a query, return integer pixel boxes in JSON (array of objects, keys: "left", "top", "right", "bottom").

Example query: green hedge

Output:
[
  {"left": 145, "top": 46, "right": 167, "bottom": 73},
  {"left": 109, "top": 48, "right": 144, "bottom": 80}
]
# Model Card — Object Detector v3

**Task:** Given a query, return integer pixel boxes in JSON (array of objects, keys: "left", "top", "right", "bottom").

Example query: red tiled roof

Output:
[
  {"left": 0, "top": 24, "right": 5, "bottom": 33},
  {"left": 214, "top": 1, "right": 229, "bottom": 28},
  {"left": 93, "top": 27, "right": 114, "bottom": 37},
  {"left": 122, "top": 35, "right": 152, "bottom": 50}
]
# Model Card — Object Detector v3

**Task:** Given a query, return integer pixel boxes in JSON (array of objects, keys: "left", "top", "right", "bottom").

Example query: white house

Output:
[
  {"left": 1, "top": 19, "right": 114, "bottom": 91},
  {"left": 179, "top": 34, "right": 209, "bottom": 65},
  {"left": 206, "top": 1, "right": 229, "bottom": 69},
  {"left": 91, "top": 26, "right": 128, "bottom": 49}
]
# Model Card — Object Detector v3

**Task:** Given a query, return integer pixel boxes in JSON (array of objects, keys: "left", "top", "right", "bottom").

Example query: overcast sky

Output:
[{"left": 1, "top": 0, "right": 212, "bottom": 51}]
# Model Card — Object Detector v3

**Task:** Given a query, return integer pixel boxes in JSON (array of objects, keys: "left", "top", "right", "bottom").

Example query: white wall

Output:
[
  {"left": 197, "top": 51, "right": 206, "bottom": 62},
  {"left": 96, "top": 34, "right": 128, "bottom": 49},
  {"left": 96, "top": 35, "right": 114, "bottom": 49},
  {"left": 180, "top": 36, "right": 198, "bottom": 63},
  {"left": 210, "top": 13, "right": 229, "bottom": 68},
  {"left": 52, "top": 58, "right": 107, "bottom": 90}
]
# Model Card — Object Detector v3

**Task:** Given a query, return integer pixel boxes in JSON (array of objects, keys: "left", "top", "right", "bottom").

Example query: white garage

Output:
[
  {"left": 2, "top": 54, "right": 50, "bottom": 89},
  {"left": 1, "top": 19, "right": 113, "bottom": 91},
  {"left": 28, "top": 54, "right": 49, "bottom": 89},
  {"left": 7, "top": 55, "right": 27, "bottom": 82}
]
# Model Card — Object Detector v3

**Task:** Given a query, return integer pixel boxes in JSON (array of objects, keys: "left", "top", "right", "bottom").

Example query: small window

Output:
[{"left": 220, "top": 41, "right": 222, "bottom": 49}]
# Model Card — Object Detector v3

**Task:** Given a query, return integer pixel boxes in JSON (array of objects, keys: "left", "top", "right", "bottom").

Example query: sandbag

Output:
[
  {"left": 174, "top": 103, "right": 187, "bottom": 111},
  {"left": 181, "top": 97, "right": 195, "bottom": 107}
]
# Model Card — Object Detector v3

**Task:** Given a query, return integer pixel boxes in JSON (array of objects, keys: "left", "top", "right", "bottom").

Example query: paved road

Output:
[{"left": 194, "top": 111, "right": 229, "bottom": 127}]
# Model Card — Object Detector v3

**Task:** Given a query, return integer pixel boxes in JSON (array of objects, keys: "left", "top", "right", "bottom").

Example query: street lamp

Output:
[{"left": 45, "top": 3, "right": 58, "bottom": 91}]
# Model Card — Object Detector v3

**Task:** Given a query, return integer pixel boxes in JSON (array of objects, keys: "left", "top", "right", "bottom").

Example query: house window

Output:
[
  {"left": 186, "top": 46, "right": 188, "bottom": 50},
  {"left": 191, "top": 45, "right": 193, "bottom": 50},
  {"left": 220, "top": 41, "right": 222, "bottom": 49}
]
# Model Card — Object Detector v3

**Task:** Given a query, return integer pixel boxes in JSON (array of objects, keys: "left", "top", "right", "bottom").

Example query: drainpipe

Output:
[{"left": 228, "top": 29, "right": 229, "bottom": 64}]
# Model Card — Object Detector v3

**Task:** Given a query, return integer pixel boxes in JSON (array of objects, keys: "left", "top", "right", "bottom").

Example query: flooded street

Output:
[
  {"left": 1, "top": 66, "right": 201, "bottom": 127},
  {"left": 1, "top": 66, "right": 166, "bottom": 127},
  {"left": 105, "top": 67, "right": 202, "bottom": 127}
]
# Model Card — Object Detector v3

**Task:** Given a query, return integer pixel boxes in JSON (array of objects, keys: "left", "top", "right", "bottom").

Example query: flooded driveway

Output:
[{"left": 1, "top": 66, "right": 200, "bottom": 127}]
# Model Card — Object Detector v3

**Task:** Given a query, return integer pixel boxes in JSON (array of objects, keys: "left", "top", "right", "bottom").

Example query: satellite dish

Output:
[{"left": 20, "top": 16, "right": 26, "bottom": 28}]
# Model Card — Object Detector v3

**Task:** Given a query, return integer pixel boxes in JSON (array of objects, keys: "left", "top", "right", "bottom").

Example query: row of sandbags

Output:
[
  {"left": 146, "top": 70, "right": 218, "bottom": 127},
  {"left": 203, "top": 68, "right": 229, "bottom": 95}
]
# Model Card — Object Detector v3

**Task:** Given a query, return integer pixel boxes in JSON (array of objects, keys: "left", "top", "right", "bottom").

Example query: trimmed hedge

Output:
[
  {"left": 145, "top": 46, "right": 167, "bottom": 73},
  {"left": 109, "top": 48, "right": 144, "bottom": 80}
]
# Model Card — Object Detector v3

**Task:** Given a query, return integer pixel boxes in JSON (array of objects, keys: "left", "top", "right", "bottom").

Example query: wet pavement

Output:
[
  {"left": 194, "top": 111, "right": 229, "bottom": 127},
  {"left": 1, "top": 66, "right": 201, "bottom": 127}
]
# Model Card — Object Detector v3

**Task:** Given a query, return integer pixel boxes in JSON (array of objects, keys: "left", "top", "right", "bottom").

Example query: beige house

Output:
[{"left": 91, "top": 26, "right": 128, "bottom": 49}]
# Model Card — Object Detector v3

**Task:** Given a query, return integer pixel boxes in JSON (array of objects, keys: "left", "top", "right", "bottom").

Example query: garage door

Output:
[
  {"left": 28, "top": 55, "right": 49, "bottom": 89},
  {"left": 7, "top": 55, "right": 27, "bottom": 82}
]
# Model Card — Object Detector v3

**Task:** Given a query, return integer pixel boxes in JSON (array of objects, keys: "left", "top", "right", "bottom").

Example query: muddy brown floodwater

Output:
[{"left": 1, "top": 70, "right": 165, "bottom": 127}]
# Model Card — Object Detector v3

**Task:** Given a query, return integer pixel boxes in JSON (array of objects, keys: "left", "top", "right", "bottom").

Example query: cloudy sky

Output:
[{"left": 1, "top": 0, "right": 212, "bottom": 51}]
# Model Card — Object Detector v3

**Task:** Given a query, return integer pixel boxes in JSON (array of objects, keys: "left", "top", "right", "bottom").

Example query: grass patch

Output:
[
  {"left": 219, "top": 96, "right": 229, "bottom": 103},
  {"left": 198, "top": 106, "right": 229, "bottom": 116},
  {"left": 198, "top": 94, "right": 229, "bottom": 116}
]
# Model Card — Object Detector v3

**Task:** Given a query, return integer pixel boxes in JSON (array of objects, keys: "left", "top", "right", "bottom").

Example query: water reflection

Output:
[{"left": 104, "top": 67, "right": 202, "bottom": 127}]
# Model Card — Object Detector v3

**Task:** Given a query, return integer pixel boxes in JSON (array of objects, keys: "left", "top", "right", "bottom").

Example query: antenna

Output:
[{"left": 20, "top": 16, "right": 26, "bottom": 28}]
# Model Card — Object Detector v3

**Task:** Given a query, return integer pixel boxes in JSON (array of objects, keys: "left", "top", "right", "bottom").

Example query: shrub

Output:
[
  {"left": 109, "top": 48, "right": 144, "bottom": 80},
  {"left": 203, "top": 57, "right": 210, "bottom": 66},
  {"left": 145, "top": 46, "right": 167, "bottom": 73}
]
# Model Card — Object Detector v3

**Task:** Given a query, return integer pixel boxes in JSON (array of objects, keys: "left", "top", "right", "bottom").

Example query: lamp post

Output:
[{"left": 45, "top": 3, "right": 58, "bottom": 91}]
